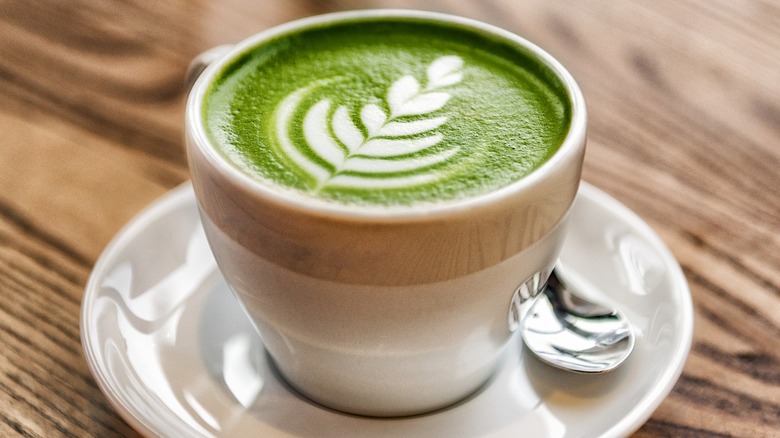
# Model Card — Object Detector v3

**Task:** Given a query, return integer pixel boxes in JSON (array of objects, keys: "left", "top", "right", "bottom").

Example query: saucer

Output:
[{"left": 81, "top": 182, "right": 693, "bottom": 438}]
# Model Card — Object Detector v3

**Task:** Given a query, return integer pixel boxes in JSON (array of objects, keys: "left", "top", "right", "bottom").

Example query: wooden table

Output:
[{"left": 1, "top": 1, "right": 778, "bottom": 436}]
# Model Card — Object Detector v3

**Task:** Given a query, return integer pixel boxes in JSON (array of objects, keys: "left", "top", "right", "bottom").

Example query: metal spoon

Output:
[{"left": 521, "top": 267, "right": 635, "bottom": 373}]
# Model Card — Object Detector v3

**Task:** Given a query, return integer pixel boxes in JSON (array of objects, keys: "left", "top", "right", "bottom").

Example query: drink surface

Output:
[{"left": 203, "top": 17, "right": 572, "bottom": 206}]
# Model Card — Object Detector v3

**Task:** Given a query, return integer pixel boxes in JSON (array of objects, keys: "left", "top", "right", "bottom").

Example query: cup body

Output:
[{"left": 186, "top": 10, "right": 586, "bottom": 416}]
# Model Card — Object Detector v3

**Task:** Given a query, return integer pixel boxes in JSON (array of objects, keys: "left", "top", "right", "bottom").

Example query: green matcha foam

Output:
[{"left": 203, "top": 17, "right": 572, "bottom": 206}]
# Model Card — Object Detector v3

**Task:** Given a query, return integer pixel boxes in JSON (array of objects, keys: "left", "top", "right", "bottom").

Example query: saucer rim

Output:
[
  {"left": 80, "top": 184, "right": 199, "bottom": 437},
  {"left": 579, "top": 184, "right": 693, "bottom": 437},
  {"left": 80, "top": 181, "right": 693, "bottom": 438}
]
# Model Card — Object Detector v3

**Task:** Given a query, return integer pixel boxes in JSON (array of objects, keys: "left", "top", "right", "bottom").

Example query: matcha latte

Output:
[
  {"left": 187, "top": 11, "right": 586, "bottom": 416},
  {"left": 202, "top": 17, "right": 572, "bottom": 206}
]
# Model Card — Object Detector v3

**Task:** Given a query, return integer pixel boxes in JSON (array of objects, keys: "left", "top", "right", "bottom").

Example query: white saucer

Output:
[{"left": 81, "top": 182, "right": 693, "bottom": 438}]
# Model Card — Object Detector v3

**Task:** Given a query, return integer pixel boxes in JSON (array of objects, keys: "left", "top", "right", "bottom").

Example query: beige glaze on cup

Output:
[{"left": 186, "top": 10, "right": 586, "bottom": 417}]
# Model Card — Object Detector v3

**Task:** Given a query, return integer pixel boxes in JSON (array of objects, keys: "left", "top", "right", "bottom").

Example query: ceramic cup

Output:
[{"left": 186, "top": 10, "right": 586, "bottom": 417}]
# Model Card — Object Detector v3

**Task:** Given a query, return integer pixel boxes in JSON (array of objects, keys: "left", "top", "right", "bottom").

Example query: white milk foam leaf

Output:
[{"left": 272, "top": 56, "right": 465, "bottom": 190}]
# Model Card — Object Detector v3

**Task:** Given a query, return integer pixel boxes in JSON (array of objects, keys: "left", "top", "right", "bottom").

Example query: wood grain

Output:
[{"left": 1, "top": 0, "right": 778, "bottom": 436}]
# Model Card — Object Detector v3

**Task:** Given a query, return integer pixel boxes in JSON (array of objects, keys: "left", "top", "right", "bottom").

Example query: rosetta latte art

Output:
[
  {"left": 273, "top": 56, "right": 464, "bottom": 191},
  {"left": 205, "top": 21, "right": 572, "bottom": 206}
]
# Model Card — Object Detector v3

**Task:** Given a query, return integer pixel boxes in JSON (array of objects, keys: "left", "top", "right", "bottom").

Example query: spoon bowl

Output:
[{"left": 521, "top": 267, "right": 635, "bottom": 373}]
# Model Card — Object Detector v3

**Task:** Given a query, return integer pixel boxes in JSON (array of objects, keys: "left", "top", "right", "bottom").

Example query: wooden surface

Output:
[{"left": 1, "top": 1, "right": 778, "bottom": 436}]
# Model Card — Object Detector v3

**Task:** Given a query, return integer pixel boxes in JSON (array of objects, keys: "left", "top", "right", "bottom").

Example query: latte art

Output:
[
  {"left": 275, "top": 56, "right": 464, "bottom": 191},
  {"left": 203, "top": 18, "right": 572, "bottom": 206}
]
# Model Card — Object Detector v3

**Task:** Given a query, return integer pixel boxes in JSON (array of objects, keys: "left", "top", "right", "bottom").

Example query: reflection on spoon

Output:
[{"left": 521, "top": 267, "right": 635, "bottom": 373}]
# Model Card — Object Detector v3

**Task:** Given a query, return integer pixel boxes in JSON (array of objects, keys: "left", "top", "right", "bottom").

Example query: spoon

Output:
[{"left": 521, "top": 267, "right": 635, "bottom": 373}]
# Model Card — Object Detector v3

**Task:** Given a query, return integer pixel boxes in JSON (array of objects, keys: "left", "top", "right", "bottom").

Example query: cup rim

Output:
[{"left": 186, "top": 9, "right": 587, "bottom": 221}]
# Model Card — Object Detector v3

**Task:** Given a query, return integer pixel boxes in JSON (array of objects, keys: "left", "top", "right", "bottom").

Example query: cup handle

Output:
[{"left": 186, "top": 44, "right": 234, "bottom": 90}]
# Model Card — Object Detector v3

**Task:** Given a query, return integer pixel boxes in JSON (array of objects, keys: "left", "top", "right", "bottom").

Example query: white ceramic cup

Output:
[{"left": 186, "top": 10, "right": 586, "bottom": 417}]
